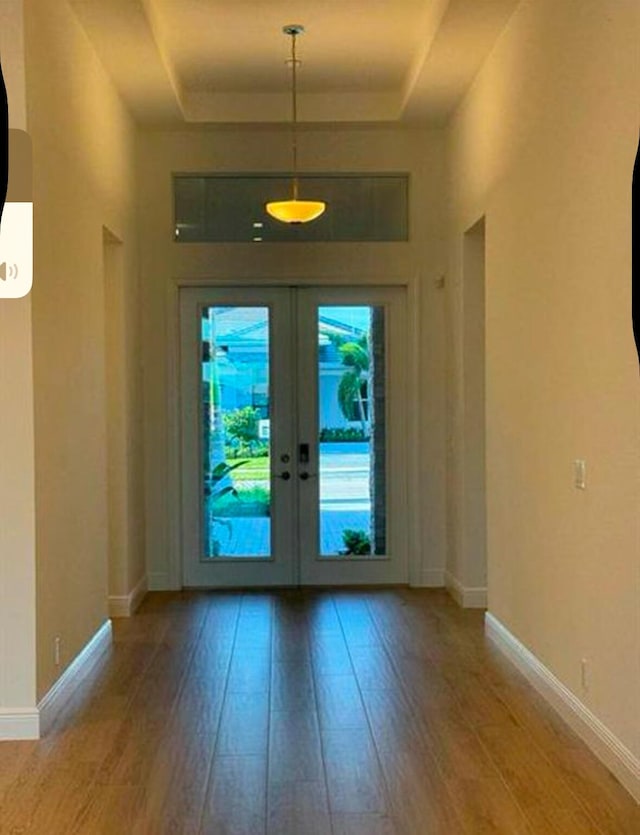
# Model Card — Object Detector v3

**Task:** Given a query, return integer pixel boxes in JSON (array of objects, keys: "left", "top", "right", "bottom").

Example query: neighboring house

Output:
[{"left": 201, "top": 306, "right": 370, "bottom": 431}]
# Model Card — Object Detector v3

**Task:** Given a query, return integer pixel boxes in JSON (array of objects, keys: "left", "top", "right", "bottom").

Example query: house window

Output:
[{"left": 351, "top": 380, "right": 369, "bottom": 423}]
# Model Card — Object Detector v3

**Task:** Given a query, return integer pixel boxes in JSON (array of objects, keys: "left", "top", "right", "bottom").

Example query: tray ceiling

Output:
[{"left": 69, "top": 0, "right": 519, "bottom": 125}]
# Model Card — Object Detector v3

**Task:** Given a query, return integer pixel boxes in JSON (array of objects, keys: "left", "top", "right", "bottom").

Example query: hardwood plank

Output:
[
  {"left": 331, "top": 813, "right": 398, "bottom": 835},
  {"left": 315, "top": 674, "right": 368, "bottom": 730},
  {"left": 234, "top": 612, "right": 272, "bottom": 652},
  {"left": 321, "top": 727, "right": 387, "bottom": 815},
  {"left": 306, "top": 594, "right": 343, "bottom": 635},
  {"left": 227, "top": 646, "right": 271, "bottom": 694},
  {"left": 136, "top": 673, "right": 225, "bottom": 833},
  {"left": 271, "top": 659, "right": 315, "bottom": 713},
  {"left": 388, "top": 651, "right": 459, "bottom": 711},
  {"left": 475, "top": 721, "right": 597, "bottom": 818},
  {"left": 417, "top": 701, "right": 508, "bottom": 782},
  {"left": 187, "top": 595, "right": 240, "bottom": 674},
  {"left": 201, "top": 755, "right": 267, "bottom": 835},
  {"left": 378, "top": 747, "right": 466, "bottom": 835},
  {"left": 267, "top": 780, "right": 331, "bottom": 835},
  {"left": 271, "top": 614, "right": 311, "bottom": 664},
  {"left": 3, "top": 759, "right": 98, "bottom": 835},
  {"left": 216, "top": 692, "right": 269, "bottom": 756},
  {"left": 309, "top": 633, "right": 353, "bottom": 676},
  {"left": 269, "top": 709, "right": 324, "bottom": 783},
  {"left": 0, "top": 740, "right": 37, "bottom": 803},
  {"left": 93, "top": 705, "right": 173, "bottom": 788},
  {"left": 94, "top": 598, "right": 208, "bottom": 788},
  {"left": 348, "top": 644, "right": 400, "bottom": 691},
  {"left": 523, "top": 804, "right": 604, "bottom": 835},
  {"left": 272, "top": 593, "right": 310, "bottom": 665},
  {"left": 333, "top": 594, "right": 381, "bottom": 647},
  {"left": 70, "top": 785, "right": 147, "bottom": 835},
  {"left": 446, "top": 776, "right": 532, "bottom": 834},
  {"left": 361, "top": 686, "right": 432, "bottom": 754},
  {"left": 442, "top": 664, "right": 521, "bottom": 729}
]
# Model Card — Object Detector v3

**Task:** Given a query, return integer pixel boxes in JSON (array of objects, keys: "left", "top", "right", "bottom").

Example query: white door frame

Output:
[
  {"left": 165, "top": 274, "right": 423, "bottom": 589},
  {"left": 296, "top": 285, "right": 408, "bottom": 585},
  {"left": 179, "top": 286, "right": 298, "bottom": 586}
]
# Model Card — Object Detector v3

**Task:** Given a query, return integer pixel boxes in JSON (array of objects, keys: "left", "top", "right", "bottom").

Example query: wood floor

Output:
[{"left": 0, "top": 589, "right": 638, "bottom": 834}]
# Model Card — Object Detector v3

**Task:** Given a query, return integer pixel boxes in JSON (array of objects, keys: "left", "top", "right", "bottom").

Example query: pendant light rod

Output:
[
  {"left": 284, "top": 24, "right": 304, "bottom": 199},
  {"left": 265, "top": 24, "right": 326, "bottom": 224}
]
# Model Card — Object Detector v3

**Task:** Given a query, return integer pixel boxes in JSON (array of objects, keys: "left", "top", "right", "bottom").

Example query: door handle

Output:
[
  {"left": 278, "top": 471, "right": 291, "bottom": 481},
  {"left": 299, "top": 472, "right": 317, "bottom": 481}
]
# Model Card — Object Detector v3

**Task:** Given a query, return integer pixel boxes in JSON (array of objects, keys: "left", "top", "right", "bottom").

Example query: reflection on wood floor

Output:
[{"left": 0, "top": 588, "right": 638, "bottom": 834}]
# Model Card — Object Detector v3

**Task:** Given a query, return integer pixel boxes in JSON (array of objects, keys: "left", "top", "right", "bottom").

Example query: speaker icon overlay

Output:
[
  {"left": 0, "top": 202, "right": 32, "bottom": 298},
  {"left": 0, "top": 131, "right": 33, "bottom": 298},
  {"left": 0, "top": 261, "right": 19, "bottom": 280}
]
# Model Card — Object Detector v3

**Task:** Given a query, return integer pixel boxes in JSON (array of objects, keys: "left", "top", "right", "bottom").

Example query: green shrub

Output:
[
  {"left": 341, "top": 528, "right": 371, "bottom": 555},
  {"left": 223, "top": 406, "right": 260, "bottom": 445},
  {"left": 319, "top": 427, "right": 369, "bottom": 442},
  {"left": 225, "top": 440, "right": 269, "bottom": 459}
]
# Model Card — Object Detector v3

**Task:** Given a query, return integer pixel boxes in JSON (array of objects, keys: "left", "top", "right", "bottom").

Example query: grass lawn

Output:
[{"left": 228, "top": 457, "right": 270, "bottom": 482}]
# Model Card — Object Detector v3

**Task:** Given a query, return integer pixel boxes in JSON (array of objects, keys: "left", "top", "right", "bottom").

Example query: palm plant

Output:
[
  {"left": 337, "top": 335, "right": 370, "bottom": 436},
  {"left": 205, "top": 460, "right": 244, "bottom": 556}
]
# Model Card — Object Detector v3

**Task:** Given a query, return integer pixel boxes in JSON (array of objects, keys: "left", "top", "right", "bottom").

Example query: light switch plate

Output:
[{"left": 574, "top": 459, "right": 586, "bottom": 490}]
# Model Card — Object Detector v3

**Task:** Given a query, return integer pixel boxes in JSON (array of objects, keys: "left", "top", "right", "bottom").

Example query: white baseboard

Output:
[
  {"left": 38, "top": 620, "right": 112, "bottom": 737},
  {"left": 445, "top": 571, "right": 488, "bottom": 608},
  {"left": 0, "top": 708, "right": 40, "bottom": 740},
  {"left": 108, "top": 574, "right": 148, "bottom": 618},
  {"left": 413, "top": 568, "right": 445, "bottom": 588},
  {"left": 485, "top": 612, "right": 640, "bottom": 803}
]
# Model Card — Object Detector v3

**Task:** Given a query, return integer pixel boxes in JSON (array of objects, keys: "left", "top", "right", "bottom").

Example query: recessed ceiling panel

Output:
[{"left": 155, "top": 0, "right": 428, "bottom": 93}]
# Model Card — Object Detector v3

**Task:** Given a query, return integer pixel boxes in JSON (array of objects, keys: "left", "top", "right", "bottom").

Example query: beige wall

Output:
[
  {"left": 137, "top": 126, "right": 447, "bottom": 588},
  {"left": 24, "top": 0, "right": 144, "bottom": 698},
  {"left": 0, "top": 0, "right": 37, "bottom": 713},
  {"left": 446, "top": 0, "right": 639, "bottom": 756},
  {"left": 7, "top": 0, "right": 635, "bottom": 770}
]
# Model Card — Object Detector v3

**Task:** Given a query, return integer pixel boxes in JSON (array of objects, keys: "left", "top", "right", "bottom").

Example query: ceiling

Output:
[{"left": 68, "top": 0, "right": 520, "bottom": 126}]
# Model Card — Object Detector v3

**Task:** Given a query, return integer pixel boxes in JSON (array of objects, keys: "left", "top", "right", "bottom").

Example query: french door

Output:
[{"left": 179, "top": 285, "right": 408, "bottom": 587}]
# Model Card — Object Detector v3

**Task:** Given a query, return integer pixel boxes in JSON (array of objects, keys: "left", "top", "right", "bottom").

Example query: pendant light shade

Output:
[
  {"left": 266, "top": 198, "right": 326, "bottom": 224},
  {"left": 266, "top": 25, "right": 326, "bottom": 224}
]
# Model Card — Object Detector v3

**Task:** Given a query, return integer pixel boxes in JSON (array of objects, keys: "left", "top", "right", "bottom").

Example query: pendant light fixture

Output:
[{"left": 266, "top": 25, "right": 326, "bottom": 224}]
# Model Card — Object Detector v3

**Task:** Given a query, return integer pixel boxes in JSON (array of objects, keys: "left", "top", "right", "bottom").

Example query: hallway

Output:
[{"left": 0, "top": 589, "right": 637, "bottom": 834}]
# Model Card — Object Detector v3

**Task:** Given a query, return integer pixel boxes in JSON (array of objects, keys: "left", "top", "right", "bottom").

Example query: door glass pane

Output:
[
  {"left": 201, "top": 306, "right": 271, "bottom": 558},
  {"left": 317, "top": 306, "right": 386, "bottom": 557}
]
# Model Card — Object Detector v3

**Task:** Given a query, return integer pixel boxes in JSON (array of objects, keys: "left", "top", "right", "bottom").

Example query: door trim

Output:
[
  {"left": 295, "top": 286, "right": 408, "bottom": 585},
  {"left": 180, "top": 287, "right": 298, "bottom": 587},
  {"left": 164, "top": 274, "right": 423, "bottom": 590}
]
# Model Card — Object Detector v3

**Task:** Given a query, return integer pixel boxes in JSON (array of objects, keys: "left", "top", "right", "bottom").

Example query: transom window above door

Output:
[{"left": 173, "top": 174, "right": 409, "bottom": 243}]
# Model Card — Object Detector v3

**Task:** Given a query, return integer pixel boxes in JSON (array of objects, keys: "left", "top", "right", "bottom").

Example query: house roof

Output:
[{"left": 202, "top": 306, "right": 367, "bottom": 348}]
